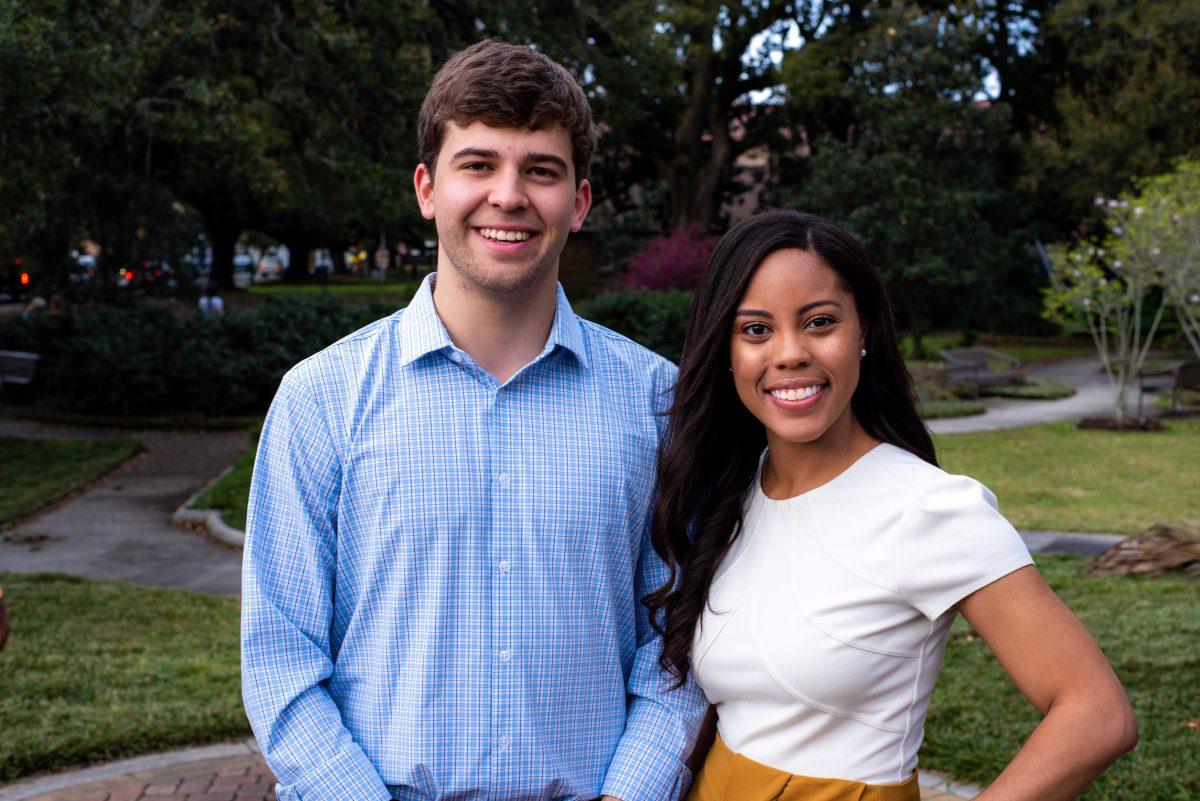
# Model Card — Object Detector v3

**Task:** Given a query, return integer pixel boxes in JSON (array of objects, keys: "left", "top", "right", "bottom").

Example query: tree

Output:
[
  {"left": 1044, "top": 198, "right": 1168, "bottom": 424},
  {"left": 1023, "top": 0, "right": 1200, "bottom": 237},
  {"left": 1138, "top": 160, "right": 1200, "bottom": 359},
  {"left": 772, "top": 2, "right": 1031, "bottom": 355}
]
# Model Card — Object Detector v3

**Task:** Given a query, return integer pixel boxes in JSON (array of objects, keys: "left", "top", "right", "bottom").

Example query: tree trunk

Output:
[
  {"left": 280, "top": 231, "right": 314, "bottom": 282},
  {"left": 207, "top": 221, "right": 239, "bottom": 291}
]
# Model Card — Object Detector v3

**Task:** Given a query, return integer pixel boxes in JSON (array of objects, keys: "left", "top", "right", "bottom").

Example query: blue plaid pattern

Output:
[{"left": 242, "top": 275, "right": 708, "bottom": 801}]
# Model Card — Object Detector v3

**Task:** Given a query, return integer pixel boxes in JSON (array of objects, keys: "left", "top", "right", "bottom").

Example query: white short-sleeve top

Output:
[{"left": 692, "top": 443, "right": 1033, "bottom": 785}]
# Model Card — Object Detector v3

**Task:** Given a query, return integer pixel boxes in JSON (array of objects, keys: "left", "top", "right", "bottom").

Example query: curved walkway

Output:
[
  {"left": 0, "top": 419, "right": 249, "bottom": 596},
  {"left": 928, "top": 356, "right": 1124, "bottom": 434}
]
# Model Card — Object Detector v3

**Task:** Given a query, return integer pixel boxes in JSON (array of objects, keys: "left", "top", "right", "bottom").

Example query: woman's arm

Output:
[{"left": 957, "top": 565, "right": 1137, "bottom": 801}]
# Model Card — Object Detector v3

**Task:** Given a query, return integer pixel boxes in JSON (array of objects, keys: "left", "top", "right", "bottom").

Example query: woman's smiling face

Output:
[{"left": 729, "top": 247, "right": 866, "bottom": 451}]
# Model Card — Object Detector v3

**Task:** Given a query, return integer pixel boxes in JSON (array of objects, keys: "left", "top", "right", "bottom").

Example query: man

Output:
[{"left": 241, "top": 40, "right": 707, "bottom": 801}]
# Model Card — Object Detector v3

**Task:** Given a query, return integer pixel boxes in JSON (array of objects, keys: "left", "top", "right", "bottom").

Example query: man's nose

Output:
[{"left": 488, "top": 167, "right": 529, "bottom": 211}]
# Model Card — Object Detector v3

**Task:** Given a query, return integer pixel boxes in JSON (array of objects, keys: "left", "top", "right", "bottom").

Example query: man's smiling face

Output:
[{"left": 414, "top": 120, "right": 591, "bottom": 297}]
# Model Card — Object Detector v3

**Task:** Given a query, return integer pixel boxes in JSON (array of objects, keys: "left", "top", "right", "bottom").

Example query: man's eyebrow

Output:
[
  {"left": 527, "top": 152, "right": 569, "bottom": 171},
  {"left": 734, "top": 299, "right": 842, "bottom": 318},
  {"left": 449, "top": 147, "right": 499, "bottom": 161}
]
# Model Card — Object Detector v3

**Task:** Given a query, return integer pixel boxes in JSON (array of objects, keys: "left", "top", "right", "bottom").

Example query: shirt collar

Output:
[{"left": 399, "top": 273, "right": 589, "bottom": 370}]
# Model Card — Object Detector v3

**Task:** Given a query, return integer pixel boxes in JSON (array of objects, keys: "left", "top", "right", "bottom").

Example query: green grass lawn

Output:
[
  {"left": 923, "top": 553, "right": 1200, "bottom": 801},
  {"left": 0, "top": 572, "right": 247, "bottom": 782},
  {"left": 193, "top": 444, "right": 256, "bottom": 530},
  {"left": 0, "top": 436, "right": 142, "bottom": 526},
  {"left": 936, "top": 418, "right": 1200, "bottom": 534}
]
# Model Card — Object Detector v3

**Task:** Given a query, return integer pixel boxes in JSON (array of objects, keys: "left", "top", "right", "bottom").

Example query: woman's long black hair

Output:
[{"left": 645, "top": 210, "right": 937, "bottom": 686}]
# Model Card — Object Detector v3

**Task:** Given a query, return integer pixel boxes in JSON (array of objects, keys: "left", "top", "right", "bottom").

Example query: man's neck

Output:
[{"left": 430, "top": 268, "right": 559, "bottom": 385}]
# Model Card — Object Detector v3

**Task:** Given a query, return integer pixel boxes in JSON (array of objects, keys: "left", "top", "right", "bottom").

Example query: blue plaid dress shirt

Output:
[{"left": 242, "top": 275, "right": 708, "bottom": 801}]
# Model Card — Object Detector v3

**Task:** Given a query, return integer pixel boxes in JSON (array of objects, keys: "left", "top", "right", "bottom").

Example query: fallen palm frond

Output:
[{"left": 1087, "top": 522, "right": 1200, "bottom": 577}]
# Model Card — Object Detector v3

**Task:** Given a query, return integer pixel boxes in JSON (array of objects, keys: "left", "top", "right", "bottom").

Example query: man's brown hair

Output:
[{"left": 418, "top": 39, "right": 596, "bottom": 185}]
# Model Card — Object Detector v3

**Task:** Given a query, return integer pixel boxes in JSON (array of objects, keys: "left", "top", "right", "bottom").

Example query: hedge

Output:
[
  {"left": 0, "top": 298, "right": 395, "bottom": 416},
  {"left": 0, "top": 290, "right": 694, "bottom": 416}
]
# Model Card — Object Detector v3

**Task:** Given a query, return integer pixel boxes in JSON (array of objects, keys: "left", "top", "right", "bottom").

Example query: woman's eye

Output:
[
  {"left": 742, "top": 323, "right": 770, "bottom": 337},
  {"left": 807, "top": 316, "right": 836, "bottom": 329}
]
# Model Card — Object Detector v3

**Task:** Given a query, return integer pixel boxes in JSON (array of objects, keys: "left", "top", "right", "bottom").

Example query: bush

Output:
[
  {"left": 0, "top": 298, "right": 393, "bottom": 416},
  {"left": 575, "top": 289, "right": 694, "bottom": 363},
  {"left": 622, "top": 225, "right": 719, "bottom": 291}
]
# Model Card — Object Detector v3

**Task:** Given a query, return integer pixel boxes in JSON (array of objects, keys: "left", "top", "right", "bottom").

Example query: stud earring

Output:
[{"left": 860, "top": 348, "right": 867, "bottom": 358}]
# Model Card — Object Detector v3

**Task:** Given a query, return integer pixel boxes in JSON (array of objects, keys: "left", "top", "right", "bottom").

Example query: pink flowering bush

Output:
[{"left": 622, "top": 224, "right": 719, "bottom": 291}]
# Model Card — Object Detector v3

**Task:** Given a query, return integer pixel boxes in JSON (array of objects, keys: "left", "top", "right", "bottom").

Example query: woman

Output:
[{"left": 647, "top": 211, "right": 1136, "bottom": 801}]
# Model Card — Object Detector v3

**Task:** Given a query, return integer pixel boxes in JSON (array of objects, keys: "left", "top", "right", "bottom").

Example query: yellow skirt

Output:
[{"left": 687, "top": 735, "right": 921, "bottom": 801}]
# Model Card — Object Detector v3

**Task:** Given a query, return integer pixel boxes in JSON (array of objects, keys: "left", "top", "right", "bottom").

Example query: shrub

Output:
[
  {"left": 576, "top": 290, "right": 694, "bottom": 363},
  {"left": 0, "top": 298, "right": 393, "bottom": 416},
  {"left": 622, "top": 225, "right": 719, "bottom": 291}
]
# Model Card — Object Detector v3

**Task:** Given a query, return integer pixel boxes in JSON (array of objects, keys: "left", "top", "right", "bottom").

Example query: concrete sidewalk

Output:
[{"left": 0, "top": 419, "right": 249, "bottom": 596}]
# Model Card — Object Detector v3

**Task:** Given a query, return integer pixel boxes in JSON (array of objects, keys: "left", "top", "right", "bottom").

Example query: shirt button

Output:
[
  {"left": 499, "top": 649, "right": 512, "bottom": 663},
  {"left": 497, "top": 472, "right": 511, "bottom": 488},
  {"left": 498, "top": 559, "right": 511, "bottom": 573},
  {"left": 498, "top": 735, "right": 511, "bottom": 748}
]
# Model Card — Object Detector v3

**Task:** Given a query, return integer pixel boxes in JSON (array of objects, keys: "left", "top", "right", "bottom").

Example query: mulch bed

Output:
[{"left": 1077, "top": 417, "right": 1166, "bottom": 431}]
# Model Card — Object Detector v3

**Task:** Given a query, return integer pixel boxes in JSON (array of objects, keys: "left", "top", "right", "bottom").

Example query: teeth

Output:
[
  {"left": 479, "top": 228, "right": 532, "bottom": 242},
  {"left": 771, "top": 385, "right": 825, "bottom": 401}
]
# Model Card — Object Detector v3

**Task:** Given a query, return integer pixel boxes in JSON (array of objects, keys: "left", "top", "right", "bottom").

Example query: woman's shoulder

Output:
[{"left": 865, "top": 443, "right": 1000, "bottom": 518}]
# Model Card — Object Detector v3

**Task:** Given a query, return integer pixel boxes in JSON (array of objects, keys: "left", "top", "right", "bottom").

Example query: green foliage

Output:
[
  {"left": 1043, "top": 173, "right": 1179, "bottom": 421},
  {"left": 773, "top": 3, "right": 1036, "bottom": 349},
  {"left": 0, "top": 437, "right": 141, "bottom": 527},
  {"left": 0, "top": 572, "right": 246, "bottom": 782},
  {"left": 918, "top": 399, "right": 987, "bottom": 419},
  {"left": 575, "top": 290, "right": 694, "bottom": 364},
  {"left": 980, "top": 377, "right": 1076, "bottom": 400},
  {"left": 1140, "top": 159, "right": 1200, "bottom": 359},
  {"left": 926, "top": 553, "right": 1200, "bottom": 801},
  {"left": 0, "top": 298, "right": 394, "bottom": 416},
  {"left": 1024, "top": 0, "right": 1200, "bottom": 236}
]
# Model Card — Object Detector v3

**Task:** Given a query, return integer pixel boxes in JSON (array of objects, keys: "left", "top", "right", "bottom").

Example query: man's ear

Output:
[
  {"left": 414, "top": 163, "right": 436, "bottom": 220},
  {"left": 570, "top": 178, "right": 593, "bottom": 233}
]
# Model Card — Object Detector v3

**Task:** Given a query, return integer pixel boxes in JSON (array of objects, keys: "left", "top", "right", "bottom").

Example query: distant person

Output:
[
  {"left": 241, "top": 40, "right": 707, "bottom": 801},
  {"left": 198, "top": 286, "right": 224, "bottom": 317}
]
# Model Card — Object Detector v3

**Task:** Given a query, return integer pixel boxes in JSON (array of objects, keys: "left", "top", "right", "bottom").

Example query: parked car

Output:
[{"left": 254, "top": 249, "right": 286, "bottom": 283}]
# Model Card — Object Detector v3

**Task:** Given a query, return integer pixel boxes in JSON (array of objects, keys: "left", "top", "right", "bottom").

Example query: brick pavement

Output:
[{"left": 7, "top": 749, "right": 975, "bottom": 801}]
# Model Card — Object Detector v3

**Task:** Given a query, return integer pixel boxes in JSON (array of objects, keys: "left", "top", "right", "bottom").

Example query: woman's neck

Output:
[{"left": 760, "top": 413, "right": 880, "bottom": 500}]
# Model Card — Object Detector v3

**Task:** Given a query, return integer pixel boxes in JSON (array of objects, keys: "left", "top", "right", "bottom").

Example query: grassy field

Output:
[
  {"left": 0, "top": 572, "right": 246, "bottom": 783},
  {"left": 936, "top": 418, "right": 1200, "bottom": 534},
  {"left": 923, "top": 554, "right": 1200, "bottom": 801},
  {"left": 3, "top": 556, "right": 1194, "bottom": 799},
  {"left": 193, "top": 444, "right": 256, "bottom": 530},
  {"left": 0, "top": 436, "right": 142, "bottom": 527}
]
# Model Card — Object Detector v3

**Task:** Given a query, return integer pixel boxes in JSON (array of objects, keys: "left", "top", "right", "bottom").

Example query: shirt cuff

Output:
[
  {"left": 602, "top": 736, "right": 688, "bottom": 801},
  {"left": 272, "top": 741, "right": 392, "bottom": 801}
]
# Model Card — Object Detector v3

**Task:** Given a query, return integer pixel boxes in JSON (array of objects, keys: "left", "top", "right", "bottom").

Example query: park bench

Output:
[
  {"left": 939, "top": 347, "right": 1023, "bottom": 397},
  {"left": 1137, "top": 360, "right": 1200, "bottom": 417},
  {"left": 0, "top": 349, "right": 39, "bottom": 409}
]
